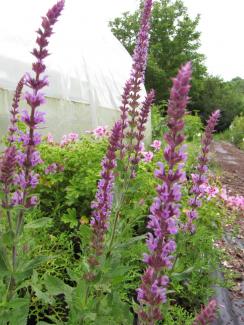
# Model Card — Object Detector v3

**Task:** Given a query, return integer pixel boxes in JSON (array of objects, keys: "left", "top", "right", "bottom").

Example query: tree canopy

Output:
[
  {"left": 110, "top": 0, "right": 244, "bottom": 130},
  {"left": 109, "top": 0, "right": 207, "bottom": 104}
]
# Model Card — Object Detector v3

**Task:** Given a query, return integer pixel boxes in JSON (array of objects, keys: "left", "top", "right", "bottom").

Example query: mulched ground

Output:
[{"left": 211, "top": 141, "right": 244, "bottom": 324}]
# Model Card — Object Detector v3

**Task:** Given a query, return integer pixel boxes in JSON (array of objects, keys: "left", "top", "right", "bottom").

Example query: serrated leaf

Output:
[{"left": 44, "top": 275, "right": 73, "bottom": 303}]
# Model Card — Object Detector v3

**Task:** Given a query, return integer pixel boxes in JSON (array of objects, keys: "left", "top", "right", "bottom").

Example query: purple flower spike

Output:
[
  {"left": 119, "top": 0, "right": 153, "bottom": 161},
  {"left": 0, "top": 146, "right": 17, "bottom": 208},
  {"left": 137, "top": 62, "right": 192, "bottom": 324},
  {"left": 132, "top": 90, "right": 155, "bottom": 167},
  {"left": 15, "top": 0, "right": 64, "bottom": 208},
  {"left": 193, "top": 299, "right": 218, "bottom": 325},
  {"left": 88, "top": 121, "right": 122, "bottom": 269},
  {"left": 8, "top": 76, "right": 25, "bottom": 144},
  {"left": 185, "top": 110, "right": 220, "bottom": 233}
]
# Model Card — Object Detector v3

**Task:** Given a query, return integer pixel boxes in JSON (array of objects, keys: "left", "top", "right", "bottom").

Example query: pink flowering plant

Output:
[{"left": 0, "top": 0, "right": 232, "bottom": 324}]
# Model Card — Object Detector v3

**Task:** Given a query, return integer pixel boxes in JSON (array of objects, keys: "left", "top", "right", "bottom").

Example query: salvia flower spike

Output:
[
  {"left": 88, "top": 121, "right": 122, "bottom": 271},
  {"left": 185, "top": 110, "right": 220, "bottom": 232},
  {"left": 132, "top": 89, "right": 155, "bottom": 167},
  {"left": 8, "top": 76, "right": 25, "bottom": 145},
  {"left": 13, "top": 0, "right": 65, "bottom": 208},
  {"left": 119, "top": 0, "right": 153, "bottom": 159},
  {"left": 137, "top": 62, "right": 192, "bottom": 324},
  {"left": 193, "top": 299, "right": 218, "bottom": 325}
]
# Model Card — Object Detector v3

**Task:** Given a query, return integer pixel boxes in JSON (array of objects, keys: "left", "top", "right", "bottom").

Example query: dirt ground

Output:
[
  {"left": 211, "top": 141, "right": 244, "bottom": 196},
  {"left": 211, "top": 141, "right": 244, "bottom": 324}
]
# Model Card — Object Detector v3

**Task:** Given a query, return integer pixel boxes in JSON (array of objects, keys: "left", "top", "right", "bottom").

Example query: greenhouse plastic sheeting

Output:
[{"left": 0, "top": 0, "right": 151, "bottom": 142}]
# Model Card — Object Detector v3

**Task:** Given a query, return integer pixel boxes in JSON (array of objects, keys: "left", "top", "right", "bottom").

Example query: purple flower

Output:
[
  {"left": 184, "top": 110, "right": 220, "bottom": 232},
  {"left": 29, "top": 195, "right": 38, "bottom": 207},
  {"left": 0, "top": 146, "right": 17, "bottom": 208},
  {"left": 14, "top": 172, "right": 28, "bottom": 189},
  {"left": 16, "top": 151, "right": 27, "bottom": 167},
  {"left": 12, "top": 191, "right": 24, "bottom": 206},
  {"left": 132, "top": 90, "right": 155, "bottom": 168},
  {"left": 137, "top": 62, "right": 192, "bottom": 324},
  {"left": 45, "top": 163, "right": 58, "bottom": 175},
  {"left": 0, "top": 146, "right": 17, "bottom": 188},
  {"left": 16, "top": 0, "right": 64, "bottom": 208},
  {"left": 24, "top": 91, "right": 46, "bottom": 108},
  {"left": 8, "top": 76, "right": 25, "bottom": 145},
  {"left": 19, "top": 131, "right": 41, "bottom": 146},
  {"left": 119, "top": 0, "right": 153, "bottom": 162},
  {"left": 88, "top": 121, "right": 122, "bottom": 269},
  {"left": 30, "top": 151, "right": 43, "bottom": 167},
  {"left": 193, "top": 299, "right": 218, "bottom": 325}
]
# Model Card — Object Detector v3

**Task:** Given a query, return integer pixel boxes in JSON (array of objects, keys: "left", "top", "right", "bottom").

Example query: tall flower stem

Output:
[
  {"left": 184, "top": 110, "right": 220, "bottom": 232},
  {"left": 119, "top": 0, "right": 153, "bottom": 162},
  {"left": 87, "top": 121, "right": 122, "bottom": 273},
  {"left": 137, "top": 62, "right": 192, "bottom": 324},
  {"left": 6, "top": 0, "right": 65, "bottom": 299},
  {"left": 8, "top": 76, "right": 25, "bottom": 145}
]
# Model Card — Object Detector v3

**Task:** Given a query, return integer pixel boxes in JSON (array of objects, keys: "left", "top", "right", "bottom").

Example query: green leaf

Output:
[
  {"left": 61, "top": 208, "right": 77, "bottom": 228},
  {"left": 114, "top": 234, "right": 146, "bottom": 249},
  {"left": 0, "top": 245, "right": 11, "bottom": 274},
  {"left": 25, "top": 217, "right": 52, "bottom": 229},
  {"left": 16, "top": 255, "right": 50, "bottom": 280},
  {"left": 0, "top": 297, "right": 30, "bottom": 325},
  {"left": 2, "top": 231, "right": 15, "bottom": 245},
  {"left": 171, "top": 267, "right": 194, "bottom": 280},
  {"left": 44, "top": 275, "right": 73, "bottom": 303}
]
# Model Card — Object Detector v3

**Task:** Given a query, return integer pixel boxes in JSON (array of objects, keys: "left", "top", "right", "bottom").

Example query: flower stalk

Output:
[
  {"left": 119, "top": 0, "right": 153, "bottom": 162},
  {"left": 137, "top": 62, "right": 192, "bottom": 324},
  {"left": 88, "top": 121, "right": 122, "bottom": 272},
  {"left": 8, "top": 76, "right": 25, "bottom": 145},
  {"left": 185, "top": 110, "right": 220, "bottom": 232},
  {"left": 193, "top": 299, "right": 218, "bottom": 325}
]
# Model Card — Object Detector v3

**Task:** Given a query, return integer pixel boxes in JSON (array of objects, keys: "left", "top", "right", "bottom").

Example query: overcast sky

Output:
[
  {"left": 102, "top": 0, "right": 244, "bottom": 81},
  {"left": 1, "top": 0, "right": 243, "bottom": 81}
]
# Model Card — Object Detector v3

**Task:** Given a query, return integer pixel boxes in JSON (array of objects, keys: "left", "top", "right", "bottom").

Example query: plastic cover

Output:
[{"left": 0, "top": 0, "right": 150, "bottom": 142}]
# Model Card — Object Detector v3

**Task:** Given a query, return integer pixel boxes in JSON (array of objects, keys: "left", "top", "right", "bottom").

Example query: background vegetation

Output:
[{"left": 110, "top": 0, "right": 244, "bottom": 131}]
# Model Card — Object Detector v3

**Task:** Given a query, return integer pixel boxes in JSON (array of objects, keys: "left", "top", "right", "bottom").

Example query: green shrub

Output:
[
  {"left": 35, "top": 136, "right": 108, "bottom": 231},
  {"left": 221, "top": 115, "right": 244, "bottom": 149},
  {"left": 152, "top": 104, "right": 203, "bottom": 142},
  {"left": 25, "top": 138, "right": 224, "bottom": 323},
  {"left": 184, "top": 114, "right": 203, "bottom": 141}
]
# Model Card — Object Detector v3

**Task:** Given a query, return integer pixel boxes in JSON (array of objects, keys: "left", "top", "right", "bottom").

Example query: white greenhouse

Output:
[{"left": 0, "top": 0, "right": 151, "bottom": 143}]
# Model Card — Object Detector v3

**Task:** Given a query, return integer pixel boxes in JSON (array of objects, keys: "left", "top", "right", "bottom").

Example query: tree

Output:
[
  {"left": 109, "top": 0, "right": 207, "bottom": 105},
  {"left": 193, "top": 76, "right": 244, "bottom": 131}
]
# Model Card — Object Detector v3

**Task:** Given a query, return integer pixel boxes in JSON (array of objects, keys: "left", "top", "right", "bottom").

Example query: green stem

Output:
[{"left": 107, "top": 209, "right": 121, "bottom": 257}]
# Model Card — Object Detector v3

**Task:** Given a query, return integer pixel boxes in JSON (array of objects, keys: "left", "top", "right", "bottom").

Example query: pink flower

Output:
[
  {"left": 68, "top": 132, "right": 79, "bottom": 142},
  {"left": 45, "top": 163, "right": 57, "bottom": 175},
  {"left": 203, "top": 185, "right": 219, "bottom": 200},
  {"left": 151, "top": 140, "right": 161, "bottom": 151},
  {"left": 226, "top": 195, "right": 244, "bottom": 210},
  {"left": 220, "top": 187, "right": 228, "bottom": 201},
  {"left": 142, "top": 151, "right": 154, "bottom": 162},
  {"left": 60, "top": 135, "right": 68, "bottom": 147},
  {"left": 47, "top": 132, "right": 54, "bottom": 144},
  {"left": 93, "top": 126, "right": 108, "bottom": 138}
]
